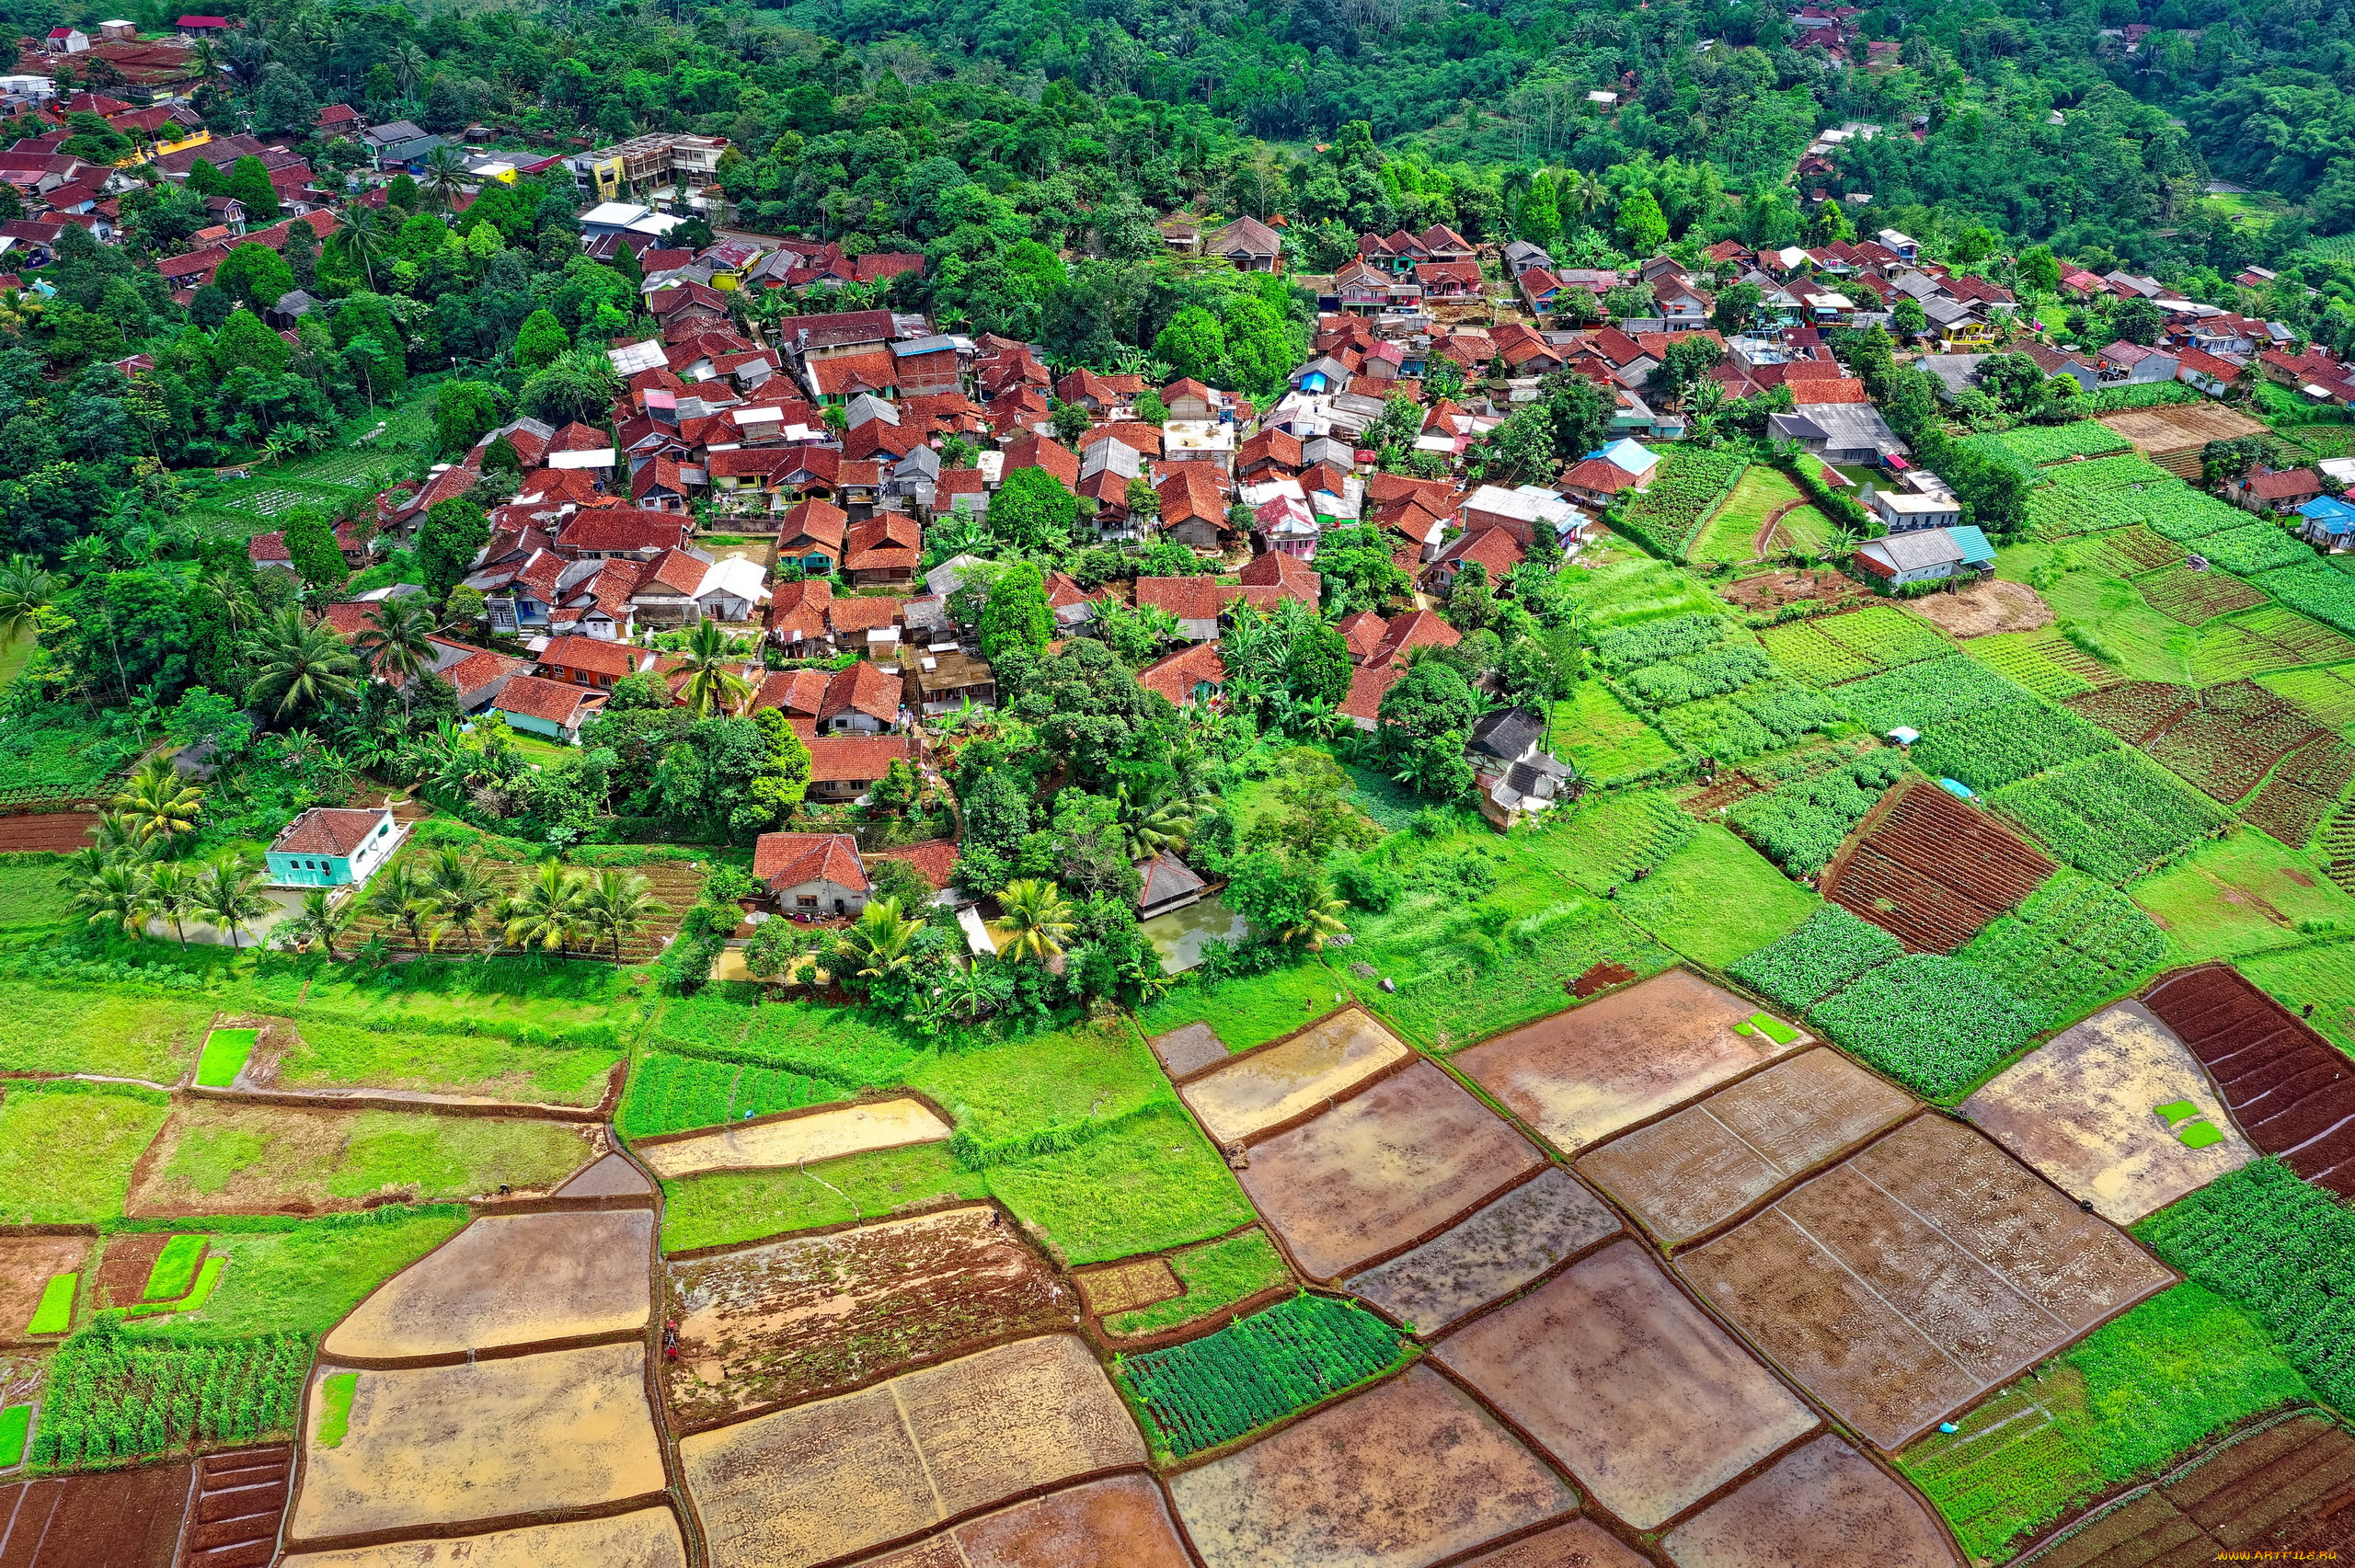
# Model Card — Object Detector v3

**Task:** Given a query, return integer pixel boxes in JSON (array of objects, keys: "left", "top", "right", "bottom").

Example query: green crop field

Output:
[
  {"left": 2259, "top": 666, "right": 2355, "bottom": 732},
  {"left": 1807, "top": 954, "right": 2044, "bottom": 1102},
  {"left": 0, "top": 985, "right": 219, "bottom": 1082},
  {"left": 1689, "top": 466, "right": 1807, "bottom": 566},
  {"left": 125, "top": 1208, "right": 469, "bottom": 1342},
  {"left": 194, "top": 1029, "right": 258, "bottom": 1090},
  {"left": 1993, "top": 750, "right": 2234, "bottom": 884},
  {"left": 1963, "top": 631, "right": 2103, "bottom": 700},
  {"left": 1959, "top": 871, "right": 2167, "bottom": 1027},
  {"left": 2127, "top": 830, "right": 2355, "bottom": 964},
  {"left": 1105, "top": 1230, "right": 1292, "bottom": 1337},
  {"left": 1550, "top": 681, "right": 1678, "bottom": 784},
  {"left": 1612, "top": 823, "right": 1820, "bottom": 968},
  {"left": 34, "top": 1327, "right": 313, "bottom": 1469},
  {"left": 0, "top": 1083, "right": 171, "bottom": 1223},
  {"left": 1115, "top": 1293, "right": 1407, "bottom": 1459},
  {"left": 1993, "top": 420, "right": 2133, "bottom": 465},
  {"left": 1729, "top": 905, "right": 1905, "bottom": 1012}
]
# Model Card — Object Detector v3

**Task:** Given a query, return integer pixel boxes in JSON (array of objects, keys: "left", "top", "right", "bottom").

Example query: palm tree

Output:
[
  {"left": 834, "top": 897, "right": 922, "bottom": 990},
  {"left": 244, "top": 607, "right": 362, "bottom": 718},
  {"left": 386, "top": 41, "right": 428, "bottom": 97},
  {"left": 419, "top": 144, "right": 467, "bottom": 213},
  {"left": 423, "top": 849, "right": 502, "bottom": 955},
  {"left": 196, "top": 566, "right": 255, "bottom": 640},
  {"left": 579, "top": 868, "right": 667, "bottom": 964},
  {"left": 193, "top": 859, "right": 272, "bottom": 951},
  {"left": 362, "top": 857, "right": 434, "bottom": 950},
  {"left": 355, "top": 594, "right": 440, "bottom": 696},
  {"left": 1113, "top": 783, "right": 1202, "bottom": 860},
  {"left": 989, "top": 879, "right": 1075, "bottom": 964},
  {"left": 0, "top": 555, "right": 52, "bottom": 647},
  {"left": 502, "top": 861, "right": 588, "bottom": 956},
  {"left": 1280, "top": 880, "right": 1350, "bottom": 952},
  {"left": 291, "top": 887, "right": 356, "bottom": 957},
  {"left": 327, "top": 204, "right": 391, "bottom": 291},
  {"left": 74, "top": 862, "right": 151, "bottom": 938},
  {"left": 677, "top": 619, "right": 752, "bottom": 717},
  {"left": 109, "top": 758, "right": 205, "bottom": 846},
  {"left": 143, "top": 860, "right": 196, "bottom": 947}
]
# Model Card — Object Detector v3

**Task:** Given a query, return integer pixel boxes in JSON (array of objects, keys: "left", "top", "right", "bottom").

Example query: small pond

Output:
[{"left": 1142, "top": 896, "right": 1247, "bottom": 973}]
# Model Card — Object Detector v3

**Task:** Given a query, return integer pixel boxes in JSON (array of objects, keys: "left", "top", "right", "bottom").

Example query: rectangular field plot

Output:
[
  {"left": 661, "top": 1206, "right": 1075, "bottom": 1429},
  {"left": 1822, "top": 780, "right": 2056, "bottom": 954},
  {"left": 1677, "top": 1117, "right": 2173, "bottom": 1450},
  {"left": 2261, "top": 665, "right": 2355, "bottom": 733},
  {"left": 2239, "top": 605, "right": 2355, "bottom": 666},
  {"left": 281, "top": 1509, "right": 689, "bottom": 1568},
  {"left": 1576, "top": 1049, "right": 1914, "bottom": 1247},
  {"left": 1178, "top": 1008, "right": 1409, "bottom": 1147},
  {"left": 2144, "top": 680, "right": 2325, "bottom": 805},
  {"left": 1434, "top": 1239, "right": 1819, "bottom": 1529},
  {"left": 893, "top": 1476, "right": 1194, "bottom": 1568},
  {"left": 290, "top": 1342, "right": 667, "bottom": 1543},
  {"left": 0, "top": 1237, "right": 86, "bottom": 1345},
  {"left": 1962, "top": 632, "right": 2106, "bottom": 701},
  {"left": 1167, "top": 1365, "right": 1575, "bottom": 1568},
  {"left": 322, "top": 1209, "right": 651, "bottom": 1360},
  {"left": 680, "top": 1335, "right": 1143, "bottom": 1568},
  {"left": 637, "top": 1098, "right": 950, "bottom": 1178},
  {"left": 1116, "top": 1293, "right": 1406, "bottom": 1459},
  {"left": 2138, "top": 564, "right": 2269, "bottom": 625},
  {"left": 1236, "top": 1060, "right": 1545, "bottom": 1282},
  {"left": 1344, "top": 1166, "right": 1621, "bottom": 1336},
  {"left": 1454, "top": 970, "right": 1805, "bottom": 1155},
  {"left": 2241, "top": 736, "right": 2355, "bottom": 848},
  {"left": 1662, "top": 1435, "right": 1959, "bottom": 1568},
  {"left": 2142, "top": 964, "right": 2355, "bottom": 1195}
]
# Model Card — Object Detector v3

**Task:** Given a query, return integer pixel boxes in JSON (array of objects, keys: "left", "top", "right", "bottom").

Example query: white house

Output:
[
  {"left": 753, "top": 831, "right": 869, "bottom": 917},
  {"left": 1870, "top": 489, "right": 1961, "bottom": 532}
]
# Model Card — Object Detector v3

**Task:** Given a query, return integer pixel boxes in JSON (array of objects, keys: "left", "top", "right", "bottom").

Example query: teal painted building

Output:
[{"left": 266, "top": 807, "right": 398, "bottom": 888}]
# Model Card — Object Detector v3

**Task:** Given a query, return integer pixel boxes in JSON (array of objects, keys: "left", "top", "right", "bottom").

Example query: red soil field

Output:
[
  {"left": 1822, "top": 780, "right": 2055, "bottom": 953},
  {"left": 0, "top": 811, "right": 98, "bottom": 853},
  {"left": 2028, "top": 1413, "right": 2355, "bottom": 1566},
  {"left": 92, "top": 1232, "right": 172, "bottom": 1310},
  {"left": 2143, "top": 965, "right": 2355, "bottom": 1195},
  {"left": 1456, "top": 1519, "right": 1653, "bottom": 1567},
  {"left": 2241, "top": 738, "right": 2355, "bottom": 849},
  {"left": 0, "top": 1460, "right": 190, "bottom": 1567},
  {"left": 179, "top": 1445, "right": 291, "bottom": 1568}
]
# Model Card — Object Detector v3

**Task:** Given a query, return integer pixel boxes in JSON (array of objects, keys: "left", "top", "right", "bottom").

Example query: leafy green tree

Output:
[
  {"left": 1377, "top": 658, "right": 1480, "bottom": 798},
  {"left": 514, "top": 308, "right": 569, "bottom": 373},
  {"left": 433, "top": 380, "right": 499, "bottom": 455},
  {"left": 978, "top": 558, "right": 1054, "bottom": 662},
  {"left": 280, "top": 507, "right": 348, "bottom": 591},
  {"left": 1614, "top": 189, "right": 1669, "bottom": 253},
  {"left": 521, "top": 348, "right": 619, "bottom": 428},
  {"left": 212, "top": 310, "right": 292, "bottom": 377},
  {"left": 415, "top": 497, "right": 489, "bottom": 596},
  {"left": 1153, "top": 305, "right": 1226, "bottom": 383},
  {"left": 746, "top": 708, "right": 813, "bottom": 828},
  {"left": 990, "top": 466, "right": 1081, "bottom": 555},
  {"left": 213, "top": 243, "right": 295, "bottom": 313}
]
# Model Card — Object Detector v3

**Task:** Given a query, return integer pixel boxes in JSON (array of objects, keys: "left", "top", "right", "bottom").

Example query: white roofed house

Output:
[
  {"left": 1462, "top": 484, "right": 1592, "bottom": 550},
  {"left": 629, "top": 549, "right": 771, "bottom": 628}
]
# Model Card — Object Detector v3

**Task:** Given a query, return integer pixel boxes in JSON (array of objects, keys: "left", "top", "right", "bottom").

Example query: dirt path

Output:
[{"left": 1752, "top": 498, "right": 1810, "bottom": 560}]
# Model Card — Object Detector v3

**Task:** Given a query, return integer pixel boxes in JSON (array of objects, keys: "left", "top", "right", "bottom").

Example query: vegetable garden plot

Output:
[
  {"left": 1178, "top": 1008, "right": 1410, "bottom": 1147},
  {"left": 2260, "top": 666, "right": 2355, "bottom": 733},
  {"left": 1576, "top": 1048, "right": 1915, "bottom": 1247},
  {"left": 2106, "top": 523, "right": 2191, "bottom": 574},
  {"left": 34, "top": 1327, "right": 309, "bottom": 1470},
  {"left": 1116, "top": 1293, "right": 1406, "bottom": 1459},
  {"left": 323, "top": 1209, "right": 651, "bottom": 1361},
  {"left": 2242, "top": 737, "right": 2355, "bottom": 848},
  {"left": 1166, "top": 1364, "right": 1576, "bottom": 1568},
  {"left": 1235, "top": 1060, "right": 1546, "bottom": 1282},
  {"left": 2143, "top": 679, "right": 2326, "bottom": 805},
  {"left": 2142, "top": 966, "right": 2355, "bottom": 1195},
  {"left": 1961, "top": 1001, "right": 2257, "bottom": 1224},
  {"left": 290, "top": 1343, "right": 667, "bottom": 1543},
  {"left": 1612, "top": 448, "right": 1748, "bottom": 562},
  {"left": 615, "top": 1053, "right": 844, "bottom": 1139},
  {"left": 1822, "top": 779, "right": 2057, "bottom": 954},
  {"left": 1965, "top": 631, "right": 2110, "bottom": 700},
  {"left": 281, "top": 1509, "right": 691, "bottom": 1568},
  {"left": 1995, "top": 422, "right": 2134, "bottom": 465},
  {"left": 1832, "top": 655, "right": 2025, "bottom": 734},
  {"left": 1343, "top": 1166, "right": 1621, "bottom": 1336},
  {"left": 0, "top": 1459, "right": 191, "bottom": 1567},
  {"left": 1454, "top": 970, "right": 1806, "bottom": 1155},
  {"left": 1993, "top": 750, "right": 2234, "bottom": 884},
  {"left": 661, "top": 1206, "right": 1075, "bottom": 1429},
  {"left": 1660, "top": 1435, "right": 1959, "bottom": 1568},
  {"left": 1434, "top": 1239, "right": 1818, "bottom": 1529},
  {"left": 1101, "top": 1230, "right": 1291, "bottom": 1338},
  {"left": 1958, "top": 870, "right": 2167, "bottom": 1026},
  {"left": 1758, "top": 619, "right": 1879, "bottom": 684},
  {"left": 1728, "top": 905, "right": 1904, "bottom": 1012},
  {"left": 2253, "top": 562, "right": 2355, "bottom": 640},
  {"left": 0, "top": 1237, "right": 86, "bottom": 1345},
  {"left": 1910, "top": 699, "right": 2121, "bottom": 795},
  {"left": 680, "top": 1335, "right": 1143, "bottom": 1568},
  {"left": 636, "top": 1098, "right": 950, "bottom": 1178},
  {"left": 1678, "top": 1116, "right": 2175, "bottom": 1451},
  {"left": 1807, "top": 954, "right": 2043, "bottom": 1101},
  {"left": 2137, "top": 564, "right": 2269, "bottom": 624},
  {"left": 2200, "top": 522, "right": 2317, "bottom": 577},
  {"left": 2239, "top": 605, "right": 2355, "bottom": 666},
  {"left": 176, "top": 1445, "right": 293, "bottom": 1568},
  {"left": 2065, "top": 680, "right": 2198, "bottom": 744}
]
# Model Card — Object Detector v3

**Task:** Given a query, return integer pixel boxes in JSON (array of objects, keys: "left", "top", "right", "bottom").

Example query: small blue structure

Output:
[
  {"left": 2297, "top": 496, "right": 2355, "bottom": 553},
  {"left": 265, "top": 807, "right": 399, "bottom": 889}
]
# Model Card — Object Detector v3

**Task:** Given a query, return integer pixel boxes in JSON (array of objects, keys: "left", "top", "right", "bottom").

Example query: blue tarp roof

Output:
[
  {"left": 1947, "top": 524, "right": 1996, "bottom": 563},
  {"left": 2298, "top": 496, "right": 2355, "bottom": 523}
]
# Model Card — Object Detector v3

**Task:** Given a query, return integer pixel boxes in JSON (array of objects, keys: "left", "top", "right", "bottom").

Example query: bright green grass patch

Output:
[
  {"left": 242, "top": 954, "right": 641, "bottom": 1041},
  {"left": 150, "top": 1102, "right": 592, "bottom": 1209},
  {"left": 987, "top": 1103, "right": 1257, "bottom": 1265},
  {"left": 1897, "top": 1284, "right": 2308, "bottom": 1561},
  {"left": 1339, "top": 761, "right": 1423, "bottom": 832},
  {"left": 1544, "top": 790, "right": 1697, "bottom": 895},
  {"left": 124, "top": 1208, "right": 466, "bottom": 1341},
  {"left": 2038, "top": 569, "right": 2200, "bottom": 686},
  {"left": 2258, "top": 665, "right": 2355, "bottom": 733},
  {"left": 2241, "top": 941, "right": 2355, "bottom": 1059},
  {"left": 1105, "top": 1230, "right": 1291, "bottom": 1337},
  {"left": 1959, "top": 870, "right": 2168, "bottom": 1027},
  {"left": 0, "top": 1082, "right": 171, "bottom": 1223},
  {"left": 0, "top": 1402, "right": 27, "bottom": 1467},
  {"left": 1993, "top": 750, "right": 2234, "bottom": 884},
  {"left": 1808, "top": 954, "right": 2043, "bottom": 1103},
  {"left": 272, "top": 1018, "right": 622, "bottom": 1107},
  {"left": 0, "top": 858, "right": 73, "bottom": 933},
  {"left": 646, "top": 992, "right": 927, "bottom": 1089},
  {"left": 1558, "top": 552, "right": 1729, "bottom": 628},
  {"left": 316, "top": 1372, "right": 357, "bottom": 1448},
  {"left": 0, "top": 984, "right": 218, "bottom": 1082},
  {"left": 1116, "top": 1293, "right": 1408, "bottom": 1460},
  {"left": 1728, "top": 904, "right": 1905, "bottom": 1013},
  {"left": 1689, "top": 466, "right": 1805, "bottom": 567},
  {"left": 1550, "top": 681, "right": 1678, "bottom": 784},
  {"left": 133, "top": 1255, "right": 223, "bottom": 1316},
  {"left": 194, "top": 1029, "right": 258, "bottom": 1089},
  {"left": 142, "top": 1235, "right": 205, "bottom": 1301},
  {"left": 615, "top": 1051, "right": 840, "bottom": 1139},
  {"left": 909, "top": 1022, "right": 1173, "bottom": 1162},
  {"left": 26, "top": 1271, "right": 74, "bottom": 1334},
  {"left": 2127, "top": 829, "right": 2355, "bottom": 963},
  {"left": 1612, "top": 823, "right": 1818, "bottom": 969},
  {"left": 661, "top": 1142, "right": 989, "bottom": 1253},
  {"left": 1137, "top": 960, "right": 1348, "bottom": 1054}
]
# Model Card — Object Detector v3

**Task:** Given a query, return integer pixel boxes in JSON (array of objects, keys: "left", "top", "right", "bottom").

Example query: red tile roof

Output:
[
  {"left": 1138, "top": 641, "right": 1227, "bottom": 704},
  {"left": 810, "top": 351, "right": 897, "bottom": 398},
  {"left": 539, "top": 635, "right": 638, "bottom": 681},
  {"left": 1338, "top": 662, "right": 1402, "bottom": 725},
  {"left": 844, "top": 513, "right": 920, "bottom": 573},
  {"left": 804, "top": 734, "right": 914, "bottom": 784},
  {"left": 496, "top": 673, "right": 592, "bottom": 727},
  {"left": 1373, "top": 610, "right": 1460, "bottom": 669},
  {"left": 752, "top": 667, "right": 831, "bottom": 716},
  {"left": 870, "top": 838, "right": 958, "bottom": 887},
  {"left": 1156, "top": 464, "right": 1227, "bottom": 526},
  {"left": 1134, "top": 577, "right": 1230, "bottom": 621},
  {"left": 827, "top": 596, "right": 902, "bottom": 635},
  {"left": 271, "top": 807, "right": 387, "bottom": 857},
  {"left": 753, "top": 830, "right": 868, "bottom": 893},
  {"left": 778, "top": 498, "right": 848, "bottom": 549},
  {"left": 821, "top": 658, "right": 903, "bottom": 725}
]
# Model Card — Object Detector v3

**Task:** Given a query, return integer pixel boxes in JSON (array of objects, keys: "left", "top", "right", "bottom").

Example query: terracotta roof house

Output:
[
  {"left": 1426, "top": 525, "right": 1526, "bottom": 592},
  {"left": 1235, "top": 548, "right": 1321, "bottom": 604},
  {"left": 1133, "top": 577, "right": 1232, "bottom": 643},
  {"left": 538, "top": 634, "right": 644, "bottom": 691},
  {"left": 803, "top": 734, "right": 915, "bottom": 804},
  {"left": 1371, "top": 610, "right": 1461, "bottom": 669},
  {"left": 265, "top": 806, "right": 399, "bottom": 890},
  {"left": 766, "top": 578, "right": 835, "bottom": 655},
  {"left": 1138, "top": 640, "right": 1227, "bottom": 707},
  {"left": 493, "top": 673, "right": 599, "bottom": 744},
  {"left": 777, "top": 498, "right": 849, "bottom": 576},
  {"left": 1156, "top": 464, "right": 1229, "bottom": 551},
  {"left": 753, "top": 830, "right": 870, "bottom": 914},
  {"left": 843, "top": 512, "right": 921, "bottom": 586},
  {"left": 1205, "top": 216, "right": 1282, "bottom": 272},
  {"left": 818, "top": 658, "right": 905, "bottom": 735},
  {"left": 2241, "top": 467, "right": 2324, "bottom": 512},
  {"left": 1338, "top": 662, "right": 1403, "bottom": 730},
  {"left": 1002, "top": 431, "right": 1080, "bottom": 490}
]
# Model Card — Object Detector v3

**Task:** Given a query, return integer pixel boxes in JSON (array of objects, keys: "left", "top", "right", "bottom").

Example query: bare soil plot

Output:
[
  {"left": 554, "top": 1151, "right": 653, "bottom": 1197},
  {"left": 281, "top": 1508, "right": 689, "bottom": 1567},
  {"left": 1961, "top": 1001, "right": 2257, "bottom": 1224},
  {"left": 1434, "top": 1239, "right": 1817, "bottom": 1530},
  {"left": 1660, "top": 1434, "right": 1959, "bottom": 1568},
  {"left": 1168, "top": 1364, "right": 1576, "bottom": 1568},
  {"left": 1577, "top": 1048, "right": 1917, "bottom": 1247},
  {"left": 1236, "top": 1059, "right": 1545, "bottom": 1281},
  {"left": 937, "top": 1474, "right": 1193, "bottom": 1568},
  {"left": 0, "top": 811, "right": 99, "bottom": 853},
  {"left": 92, "top": 1231, "right": 171, "bottom": 1310},
  {"left": 1178, "top": 1008, "right": 1410, "bottom": 1146},
  {"left": 681, "top": 1334, "right": 1143, "bottom": 1568},
  {"left": 2024, "top": 1413, "right": 2355, "bottom": 1566},
  {"left": 661, "top": 1205, "right": 1076, "bottom": 1429},
  {"left": 1909, "top": 578, "right": 2056, "bottom": 639},
  {"left": 0, "top": 1235, "right": 86, "bottom": 1344},
  {"left": 1073, "top": 1255, "right": 1180, "bottom": 1316},
  {"left": 178, "top": 1444, "right": 291, "bottom": 1568},
  {"left": 1344, "top": 1166, "right": 1620, "bottom": 1336},
  {"left": 1147, "top": 1022, "right": 1230, "bottom": 1081},
  {"left": 323, "top": 1210, "right": 653, "bottom": 1360},
  {"left": 2097, "top": 403, "right": 2267, "bottom": 459},
  {"left": 0, "top": 1459, "right": 189, "bottom": 1567},
  {"left": 290, "top": 1342, "right": 665, "bottom": 1542},
  {"left": 1455, "top": 970, "right": 1803, "bottom": 1155},
  {"left": 1456, "top": 1519, "right": 1655, "bottom": 1567},
  {"left": 1824, "top": 781, "right": 2056, "bottom": 954},
  {"left": 2143, "top": 964, "right": 2355, "bottom": 1195},
  {"left": 636, "top": 1098, "right": 949, "bottom": 1179},
  {"left": 1678, "top": 1116, "right": 2174, "bottom": 1450},
  {"left": 2068, "top": 681, "right": 2199, "bottom": 744}
]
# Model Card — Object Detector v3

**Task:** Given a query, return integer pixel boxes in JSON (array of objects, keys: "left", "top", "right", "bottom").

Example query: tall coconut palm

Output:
[
  {"left": 291, "top": 887, "right": 356, "bottom": 957},
  {"left": 0, "top": 555, "right": 52, "bottom": 647},
  {"left": 244, "top": 606, "right": 362, "bottom": 719},
  {"left": 835, "top": 897, "right": 922, "bottom": 990},
  {"left": 362, "top": 857, "right": 434, "bottom": 950},
  {"left": 502, "top": 861, "right": 588, "bottom": 956},
  {"left": 74, "top": 862, "right": 152, "bottom": 938},
  {"left": 355, "top": 594, "right": 440, "bottom": 697},
  {"left": 193, "top": 859, "right": 272, "bottom": 951},
  {"left": 1113, "top": 783, "right": 1201, "bottom": 860},
  {"left": 419, "top": 144, "right": 467, "bottom": 213},
  {"left": 423, "top": 849, "right": 502, "bottom": 955},
  {"left": 109, "top": 757, "right": 205, "bottom": 846},
  {"left": 579, "top": 868, "right": 667, "bottom": 965},
  {"left": 386, "top": 41, "right": 429, "bottom": 97},
  {"left": 326, "top": 203, "right": 391, "bottom": 290},
  {"left": 676, "top": 619, "right": 752, "bottom": 718},
  {"left": 989, "top": 879, "right": 1075, "bottom": 964},
  {"left": 143, "top": 860, "right": 196, "bottom": 947},
  {"left": 1280, "top": 880, "right": 1350, "bottom": 952}
]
